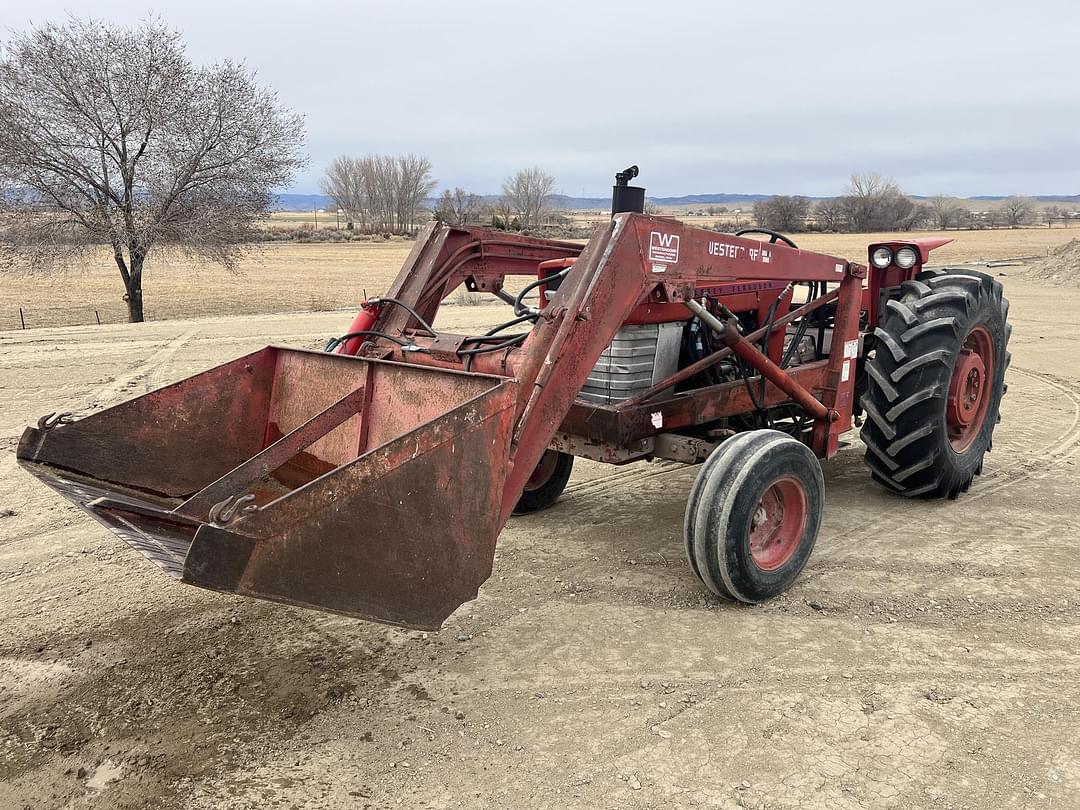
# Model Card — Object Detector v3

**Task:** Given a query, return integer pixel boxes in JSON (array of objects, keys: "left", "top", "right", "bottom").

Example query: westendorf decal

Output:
[{"left": 648, "top": 231, "right": 680, "bottom": 264}]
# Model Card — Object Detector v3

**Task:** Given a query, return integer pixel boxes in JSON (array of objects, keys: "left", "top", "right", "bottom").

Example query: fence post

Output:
[{"left": 19, "top": 307, "right": 25, "bottom": 330}]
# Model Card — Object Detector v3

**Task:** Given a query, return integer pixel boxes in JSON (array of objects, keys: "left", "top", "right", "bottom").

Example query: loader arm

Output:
[{"left": 18, "top": 212, "right": 865, "bottom": 630}]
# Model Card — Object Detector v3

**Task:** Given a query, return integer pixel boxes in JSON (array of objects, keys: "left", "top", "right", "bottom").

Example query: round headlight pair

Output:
[{"left": 870, "top": 246, "right": 919, "bottom": 270}]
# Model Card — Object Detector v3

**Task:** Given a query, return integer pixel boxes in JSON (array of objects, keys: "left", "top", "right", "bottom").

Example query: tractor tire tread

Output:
[{"left": 861, "top": 268, "right": 1010, "bottom": 499}]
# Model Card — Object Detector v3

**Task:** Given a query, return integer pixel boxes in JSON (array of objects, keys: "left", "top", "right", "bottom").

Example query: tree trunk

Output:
[
  {"left": 113, "top": 246, "right": 146, "bottom": 323},
  {"left": 126, "top": 281, "right": 145, "bottom": 323},
  {"left": 127, "top": 252, "right": 145, "bottom": 323}
]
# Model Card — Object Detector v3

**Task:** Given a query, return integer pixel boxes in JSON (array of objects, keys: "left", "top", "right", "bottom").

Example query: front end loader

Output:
[{"left": 18, "top": 168, "right": 1011, "bottom": 629}]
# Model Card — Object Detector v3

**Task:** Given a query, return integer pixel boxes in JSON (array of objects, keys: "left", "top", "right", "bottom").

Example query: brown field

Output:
[
  {"left": 1, "top": 268, "right": 1079, "bottom": 808},
  {"left": 2, "top": 226, "right": 1077, "bottom": 332}
]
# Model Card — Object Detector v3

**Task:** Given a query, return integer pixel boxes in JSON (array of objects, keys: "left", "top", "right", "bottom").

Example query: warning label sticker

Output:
[{"left": 648, "top": 231, "right": 680, "bottom": 265}]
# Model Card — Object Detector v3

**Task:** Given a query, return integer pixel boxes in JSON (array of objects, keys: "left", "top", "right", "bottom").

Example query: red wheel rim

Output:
[
  {"left": 523, "top": 450, "right": 559, "bottom": 492},
  {"left": 748, "top": 476, "right": 808, "bottom": 571},
  {"left": 947, "top": 325, "right": 994, "bottom": 453}
]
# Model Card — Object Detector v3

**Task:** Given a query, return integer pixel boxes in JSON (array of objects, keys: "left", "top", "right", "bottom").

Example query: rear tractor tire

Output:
[
  {"left": 684, "top": 430, "right": 824, "bottom": 602},
  {"left": 512, "top": 450, "right": 574, "bottom": 515},
  {"left": 861, "top": 269, "right": 1011, "bottom": 499}
]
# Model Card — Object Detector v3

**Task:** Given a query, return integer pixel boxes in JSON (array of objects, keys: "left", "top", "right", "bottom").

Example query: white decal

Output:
[
  {"left": 648, "top": 231, "right": 680, "bottom": 264},
  {"left": 841, "top": 360, "right": 851, "bottom": 383},
  {"left": 708, "top": 241, "right": 772, "bottom": 264},
  {"left": 835, "top": 262, "right": 845, "bottom": 274},
  {"left": 651, "top": 263, "right": 667, "bottom": 273},
  {"left": 651, "top": 411, "right": 663, "bottom": 429},
  {"left": 843, "top": 339, "right": 859, "bottom": 359}
]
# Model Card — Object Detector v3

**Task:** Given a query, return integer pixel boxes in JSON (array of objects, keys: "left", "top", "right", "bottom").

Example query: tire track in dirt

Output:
[
  {"left": 820, "top": 365, "right": 1080, "bottom": 561},
  {"left": 960, "top": 366, "right": 1080, "bottom": 502},
  {"left": 0, "top": 329, "right": 198, "bottom": 544},
  {"left": 562, "top": 461, "right": 686, "bottom": 499},
  {"left": 80, "top": 329, "right": 197, "bottom": 411}
]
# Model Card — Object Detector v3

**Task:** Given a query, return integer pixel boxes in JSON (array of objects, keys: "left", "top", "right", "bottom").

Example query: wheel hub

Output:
[
  {"left": 946, "top": 326, "right": 995, "bottom": 452},
  {"left": 523, "top": 449, "right": 559, "bottom": 492},
  {"left": 749, "top": 476, "right": 808, "bottom": 572},
  {"left": 948, "top": 349, "right": 986, "bottom": 428}
]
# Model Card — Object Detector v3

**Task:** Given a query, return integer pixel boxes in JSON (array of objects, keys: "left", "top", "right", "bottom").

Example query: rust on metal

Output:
[
  {"left": 18, "top": 211, "right": 915, "bottom": 628},
  {"left": 685, "top": 299, "right": 830, "bottom": 423}
]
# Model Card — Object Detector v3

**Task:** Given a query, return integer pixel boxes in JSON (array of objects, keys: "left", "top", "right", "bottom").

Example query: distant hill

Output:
[
  {"left": 273, "top": 190, "right": 1080, "bottom": 212},
  {"left": 968, "top": 194, "right": 1080, "bottom": 203},
  {"left": 273, "top": 193, "right": 332, "bottom": 211},
  {"left": 548, "top": 192, "right": 777, "bottom": 209}
]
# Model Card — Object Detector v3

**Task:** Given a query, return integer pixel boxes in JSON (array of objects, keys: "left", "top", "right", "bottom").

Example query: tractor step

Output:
[{"left": 17, "top": 346, "right": 519, "bottom": 629}]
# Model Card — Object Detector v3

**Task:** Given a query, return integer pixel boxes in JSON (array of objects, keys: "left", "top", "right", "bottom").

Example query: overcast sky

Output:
[{"left": 3, "top": 0, "right": 1078, "bottom": 197}]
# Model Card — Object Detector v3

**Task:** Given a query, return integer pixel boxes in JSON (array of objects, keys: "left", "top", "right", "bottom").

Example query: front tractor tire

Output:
[
  {"left": 512, "top": 450, "right": 574, "bottom": 515},
  {"left": 684, "top": 430, "right": 824, "bottom": 603},
  {"left": 861, "top": 269, "right": 1011, "bottom": 499}
]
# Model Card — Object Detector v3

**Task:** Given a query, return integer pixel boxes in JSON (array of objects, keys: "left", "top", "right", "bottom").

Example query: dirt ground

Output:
[{"left": 1, "top": 264, "right": 1079, "bottom": 809}]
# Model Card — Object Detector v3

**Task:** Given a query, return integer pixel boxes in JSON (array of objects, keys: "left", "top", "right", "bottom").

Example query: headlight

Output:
[
  {"left": 895, "top": 246, "right": 918, "bottom": 269},
  {"left": 871, "top": 247, "right": 893, "bottom": 269}
]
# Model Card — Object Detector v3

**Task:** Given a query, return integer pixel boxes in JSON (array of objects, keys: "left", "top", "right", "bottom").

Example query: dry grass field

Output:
[
  {"left": 1, "top": 226, "right": 1077, "bottom": 331},
  {"left": 0, "top": 241, "right": 415, "bottom": 331}
]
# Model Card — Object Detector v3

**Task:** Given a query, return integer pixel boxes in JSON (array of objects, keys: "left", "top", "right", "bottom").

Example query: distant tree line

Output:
[
  {"left": 433, "top": 167, "right": 558, "bottom": 231},
  {"left": 928, "top": 194, "right": 1075, "bottom": 229},
  {"left": 321, "top": 156, "right": 1075, "bottom": 239},
  {"left": 753, "top": 173, "right": 929, "bottom": 234},
  {"left": 322, "top": 158, "right": 561, "bottom": 234},
  {"left": 752, "top": 174, "right": 1073, "bottom": 234}
]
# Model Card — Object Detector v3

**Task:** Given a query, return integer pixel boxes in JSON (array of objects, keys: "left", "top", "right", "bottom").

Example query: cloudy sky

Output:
[{"left": 3, "top": 0, "right": 1078, "bottom": 197}]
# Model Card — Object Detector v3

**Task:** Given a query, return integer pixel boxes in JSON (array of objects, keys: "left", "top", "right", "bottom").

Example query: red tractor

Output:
[{"left": 18, "top": 168, "right": 1011, "bottom": 629}]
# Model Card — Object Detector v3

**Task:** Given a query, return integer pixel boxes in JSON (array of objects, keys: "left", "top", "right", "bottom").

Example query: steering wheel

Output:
[{"left": 734, "top": 227, "right": 798, "bottom": 249}]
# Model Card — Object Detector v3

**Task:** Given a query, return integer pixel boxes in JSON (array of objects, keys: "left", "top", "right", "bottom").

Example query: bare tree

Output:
[
  {"left": 502, "top": 167, "right": 555, "bottom": 228},
  {"left": 433, "top": 187, "right": 482, "bottom": 226},
  {"left": 1044, "top": 205, "right": 1063, "bottom": 228},
  {"left": 489, "top": 196, "right": 516, "bottom": 230},
  {"left": 842, "top": 173, "right": 897, "bottom": 231},
  {"left": 395, "top": 154, "right": 436, "bottom": 235},
  {"left": 0, "top": 18, "right": 304, "bottom": 322},
  {"left": 813, "top": 198, "right": 847, "bottom": 232},
  {"left": 321, "top": 153, "right": 434, "bottom": 235},
  {"left": 838, "top": 173, "right": 923, "bottom": 232},
  {"left": 1001, "top": 196, "right": 1035, "bottom": 228},
  {"left": 321, "top": 156, "right": 368, "bottom": 230},
  {"left": 752, "top": 195, "right": 810, "bottom": 232},
  {"left": 928, "top": 195, "right": 961, "bottom": 230}
]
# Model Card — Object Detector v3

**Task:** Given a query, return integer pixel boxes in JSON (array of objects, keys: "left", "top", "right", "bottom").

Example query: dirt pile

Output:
[{"left": 1027, "top": 238, "right": 1080, "bottom": 286}]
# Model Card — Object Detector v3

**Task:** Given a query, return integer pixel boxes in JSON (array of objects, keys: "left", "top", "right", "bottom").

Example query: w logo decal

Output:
[{"left": 648, "top": 231, "right": 680, "bottom": 264}]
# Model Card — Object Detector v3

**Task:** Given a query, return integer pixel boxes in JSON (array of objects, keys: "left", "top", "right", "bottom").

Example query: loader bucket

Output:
[{"left": 17, "top": 347, "right": 519, "bottom": 629}]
